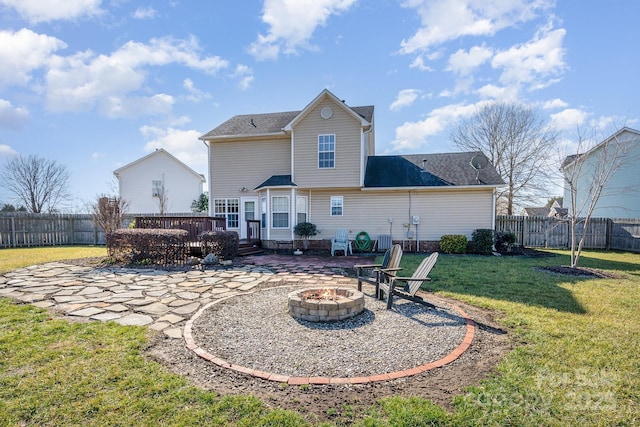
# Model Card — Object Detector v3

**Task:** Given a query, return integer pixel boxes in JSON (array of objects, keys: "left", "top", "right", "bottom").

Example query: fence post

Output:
[{"left": 11, "top": 216, "right": 16, "bottom": 248}]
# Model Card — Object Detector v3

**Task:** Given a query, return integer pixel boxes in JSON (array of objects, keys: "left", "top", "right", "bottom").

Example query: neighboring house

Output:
[
  {"left": 200, "top": 89, "right": 504, "bottom": 250},
  {"left": 562, "top": 127, "right": 640, "bottom": 219},
  {"left": 523, "top": 200, "right": 568, "bottom": 218},
  {"left": 114, "top": 148, "right": 206, "bottom": 214}
]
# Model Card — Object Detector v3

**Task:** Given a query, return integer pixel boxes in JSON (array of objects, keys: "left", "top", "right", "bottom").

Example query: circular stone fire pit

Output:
[{"left": 287, "top": 287, "right": 365, "bottom": 322}]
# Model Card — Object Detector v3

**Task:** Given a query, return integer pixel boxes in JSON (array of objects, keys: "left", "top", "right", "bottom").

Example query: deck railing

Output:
[{"left": 134, "top": 216, "right": 227, "bottom": 242}]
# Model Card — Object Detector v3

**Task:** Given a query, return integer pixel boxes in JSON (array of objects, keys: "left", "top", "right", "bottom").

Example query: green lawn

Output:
[{"left": 0, "top": 246, "right": 638, "bottom": 426}]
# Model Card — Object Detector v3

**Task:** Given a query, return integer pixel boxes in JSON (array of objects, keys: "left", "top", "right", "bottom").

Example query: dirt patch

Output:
[
  {"left": 146, "top": 297, "right": 511, "bottom": 424},
  {"left": 538, "top": 265, "right": 623, "bottom": 279}
]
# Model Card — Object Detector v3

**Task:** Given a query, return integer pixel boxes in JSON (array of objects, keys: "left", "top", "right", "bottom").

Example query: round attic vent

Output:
[{"left": 320, "top": 106, "right": 333, "bottom": 119}]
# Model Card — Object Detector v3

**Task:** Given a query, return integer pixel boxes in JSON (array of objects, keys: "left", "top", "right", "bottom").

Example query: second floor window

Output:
[
  {"left": 318, "top": 134, "right": 335, "bottom": 168},
  {"left": 152, "top": 180, "right": 162, "bottom": 197}
]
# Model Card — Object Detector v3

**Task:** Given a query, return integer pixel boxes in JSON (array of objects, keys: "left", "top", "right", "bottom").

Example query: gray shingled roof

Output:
[
  {"left": 200, "top": 105, "right": 374, "bottom": 139},
  {"left": 255, "top": 175, "right": 296, "bottom": 190},
  {"left": 364, "top": 152, "right": 504, "bottom": 188}
]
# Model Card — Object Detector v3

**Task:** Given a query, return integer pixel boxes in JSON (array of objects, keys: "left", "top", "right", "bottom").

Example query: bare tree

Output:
[
  {"left": 561, "top": 127, "right": 634, "bottom": 268},
  {"left": 154, "top": 182, "right": 169, "bottom": 214},
  {"left": 0, "top": 154, "right": 71, "bottom": 213},
  {"left": 451, "top": 102, "right": 557, "bottom": 214},
  {"left": 91, "top": 195, "right": 129, "bottom": 235}
]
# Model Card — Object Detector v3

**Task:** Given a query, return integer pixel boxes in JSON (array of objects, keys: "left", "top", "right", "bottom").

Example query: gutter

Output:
[{"left": 360, "top": 184, "right": 504, "bottom": 191}]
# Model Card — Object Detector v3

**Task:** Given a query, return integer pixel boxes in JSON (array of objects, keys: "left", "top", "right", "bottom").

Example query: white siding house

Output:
[
  {"left": 562, "top": 127, "right": 640, "bottom": 219},
  {"left": 114, "top": 149, "right": 205, "bottom": 214}
]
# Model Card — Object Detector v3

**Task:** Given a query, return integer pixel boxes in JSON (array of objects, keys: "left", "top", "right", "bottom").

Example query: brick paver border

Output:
[{"left": 184, "top": 287, "right": 475, "bottom": 385}]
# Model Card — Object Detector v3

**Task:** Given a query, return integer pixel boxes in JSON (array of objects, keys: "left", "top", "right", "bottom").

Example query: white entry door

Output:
[{"left": 240, "top": 197, "right": 258, "bottom": 239}]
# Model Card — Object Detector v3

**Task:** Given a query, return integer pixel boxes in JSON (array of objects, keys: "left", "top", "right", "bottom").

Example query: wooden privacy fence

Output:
[
  {"left": 2, "top": 213, "right": 639, "bottom": 253},
  {"left": 0, "top": 213, "right": 212, "bottom": 248},
  {"left": 496, "top": 216, "right": 640, "bottom": 252}
]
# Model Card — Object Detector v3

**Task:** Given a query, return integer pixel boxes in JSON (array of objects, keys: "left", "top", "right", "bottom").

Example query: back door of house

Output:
[{"left": 240, "top": 197, "right": 258, "bottom": 239}]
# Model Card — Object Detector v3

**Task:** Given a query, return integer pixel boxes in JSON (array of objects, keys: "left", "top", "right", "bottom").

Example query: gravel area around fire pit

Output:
[{"left": 190, "top": 285, "right": 468, "bottom": 378}]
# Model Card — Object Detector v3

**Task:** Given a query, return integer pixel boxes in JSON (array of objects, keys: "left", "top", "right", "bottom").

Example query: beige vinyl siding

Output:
[
  {"left": 293, "top": 100, "right": 362, "bottom": 188},
  {"left": 208, "top": 138, "right": 290, "bottom": 199},
  {"left": 306, "top": 188, "right": 495, "bottom": 242}
]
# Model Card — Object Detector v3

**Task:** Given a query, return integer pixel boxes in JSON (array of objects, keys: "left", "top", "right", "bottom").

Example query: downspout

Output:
[
  {"left": 266, "top": 188, "right": 270, "bottom": 241},
  {"left": 201, "top": 139, "right": 212, "bottom": 215},
  {"left": 492, "top": 188, "right": 497, "bottom": 230},
  {"left": 291, "top": 187, "right": 296, "bottom": 241}
]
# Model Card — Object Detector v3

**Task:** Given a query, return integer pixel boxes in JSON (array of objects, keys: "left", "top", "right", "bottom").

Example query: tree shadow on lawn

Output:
[{"left": 420, "top": 252, "right": 624, "bottom": 314}]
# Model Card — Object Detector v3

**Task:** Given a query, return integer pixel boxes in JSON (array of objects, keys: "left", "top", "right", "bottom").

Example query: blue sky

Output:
[{"left": 1, "top": 0, "right": 638, "bottom": 211}]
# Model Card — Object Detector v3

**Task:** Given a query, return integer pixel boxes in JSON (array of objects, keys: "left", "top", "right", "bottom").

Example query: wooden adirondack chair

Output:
[
  {"left": 379, "top": 252, "right": 438, "bottom": 309},
  {"left": 355, "top": 244, "right": 403, "bottom": 296}
]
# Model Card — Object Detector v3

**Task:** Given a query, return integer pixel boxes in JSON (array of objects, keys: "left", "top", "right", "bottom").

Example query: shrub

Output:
[
  {"left": 496, "top": 231, "right": 517, "bottom": 252},
  {"left": 199, "top": 230, "right": 239, "bottom": 260},
  {"left": 293, "top": 222, "right": 317, "bottom": 238},
  {"left": 106, "top": 228, "right": 188, "bottom": 266},
  {"left": 469, "top": 229, "right": 495, "bottom": 255},
  {"left": 439, "top": 235, "right": 467, "bottom": 254}
]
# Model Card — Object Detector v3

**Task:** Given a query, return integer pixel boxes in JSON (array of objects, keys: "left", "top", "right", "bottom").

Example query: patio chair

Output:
[
  {"left": 379, "top": 252, "right": 439, "bottom": 309},
  {"left": 355, "top": 244, "right": 403, "bottom": 296},
  {"left": 331, "top": 229, "right": 353, "bottom": 256}
]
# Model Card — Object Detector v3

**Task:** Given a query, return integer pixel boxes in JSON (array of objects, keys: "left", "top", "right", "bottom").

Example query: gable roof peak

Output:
[{"left": 283, "top": 88, "right": 371, "bottom": 131}]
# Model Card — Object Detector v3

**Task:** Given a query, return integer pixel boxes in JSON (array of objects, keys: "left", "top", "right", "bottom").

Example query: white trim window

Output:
[
  {"left": 318, "top": 134, "right": 335, "bottom": 168},
  {"left": 214, "top": 198, "right": 239, "bottom": 228},
  {"left": 261, "top": 197, "right": 267, "bottom": 228},
  {"left": 271, "top": 196, "right": 290, "bottom": 228},
  {"left": 330, "top": 196, "right": 343, "bottom": 217},
  {"left": 296, "top": 196, "right": 308, "bottom": 224}
]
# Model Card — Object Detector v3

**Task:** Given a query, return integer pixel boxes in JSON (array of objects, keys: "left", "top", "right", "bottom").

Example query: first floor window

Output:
[
  {"left": 296, "top": 196, "right": 308, "bottom": 224},
  {"left": 272, "top": 196, "right": 290, "bottom": 228},
  {"left": 261, "top": 197, "right": 267, "bottom": 228},
  {"left": 214, "top": 198, "right": 239, "bottom": 228},
  {"left": 331, "top": 196, "right": 343, "bottom": 216}
]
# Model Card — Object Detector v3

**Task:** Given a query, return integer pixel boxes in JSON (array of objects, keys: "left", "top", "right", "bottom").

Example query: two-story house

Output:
[
  {"left": 200, "top": 89, "right": 504, "bottom": 251},
  {"left": 562, "top": 127, "right": 640, "bottom": 219},
  {"left": 114, "top": 148, "right": 206, "bottom": 214}
]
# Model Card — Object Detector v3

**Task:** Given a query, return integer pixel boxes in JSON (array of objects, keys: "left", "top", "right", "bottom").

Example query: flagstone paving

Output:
[{"left": 0, "top": 255, "right": 373, "bottom": 338}]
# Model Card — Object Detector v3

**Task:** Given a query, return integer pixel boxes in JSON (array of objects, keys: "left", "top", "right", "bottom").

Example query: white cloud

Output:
[
  {"left": 0, "top": 99, "right": 30, "bottom": 130},
  {"left": 390, "top": 89, "right": 421, "bottom": 111},
  {"left": 0, "top": 0, "right": 103, "bottom": 23},
  {"left": 45, "top": 36, "right": 228, "bottom": 116},
  {"left": 475, "top": 83, "right": 520, "bottom": 101},
  {"left": 389, "top": 101, "right": 491, "bottom": 152},
  {"left": 542, "top": 98, "right": 568, "bottom": 109},
  {"left": 409, "top": 56, "right": 433, "bottom": 71},
  {"left": 140, "top": 126, "right": 207, "bottom": 171},
  {"left": 0, "top": 28, "right": 66, "bottom": 88},
  {"left": 183, "top": 78, "right": 211, "bottom": 103},
  {"left": 100, "top": 94, "right": 174, "bottom": 119},
  {"left": 550, "top": 108, "right": 588, "bottom": 131},
  {"left": 0, "top": 144, "right": 18, "bottom": 157},
  {"left": 399, "top": 0, "right": 552, "bottom": 54},
  {"left": 492, "top": 21, "right": 566, "bottom": 89},
  {"left": 132, "top": 7, "right": 157, "bottom": 19},
  {"left": 248, "top": 0, "right": 357, "bottom": 60},
  {"left": 233, "top": 65, "right": 254, "bottom": 91},
  {"left": 447, "top": 44, "right": 493, "bottom": 75}
]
